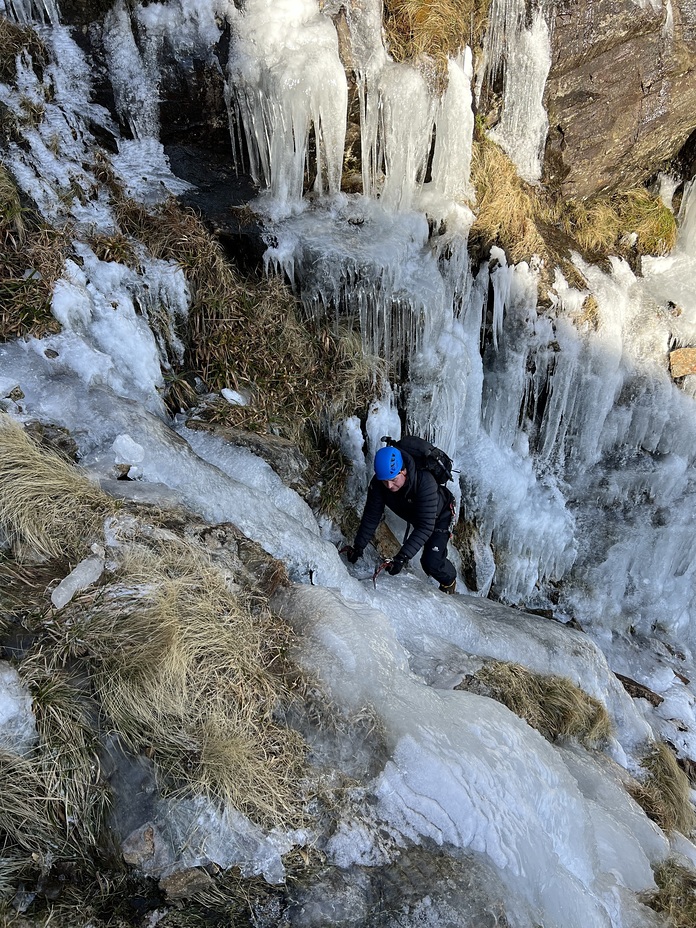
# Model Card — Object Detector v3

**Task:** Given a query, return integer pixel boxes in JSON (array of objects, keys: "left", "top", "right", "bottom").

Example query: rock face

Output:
[
  {"left": 544, "top": 0, "right": 696, "bottom": 198},
  {"left": 35, "top": 0, "right": 696, "bottom": 210}
]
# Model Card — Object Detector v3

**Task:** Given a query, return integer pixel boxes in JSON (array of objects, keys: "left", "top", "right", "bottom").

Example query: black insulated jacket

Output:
[{"left": 354, "top": 450, "right": 451, "bottom": 562}]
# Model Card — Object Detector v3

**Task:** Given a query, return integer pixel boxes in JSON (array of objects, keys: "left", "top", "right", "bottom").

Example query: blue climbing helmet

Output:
[{"left": 374, "top": 445, "right": 404, "bottom": 480}]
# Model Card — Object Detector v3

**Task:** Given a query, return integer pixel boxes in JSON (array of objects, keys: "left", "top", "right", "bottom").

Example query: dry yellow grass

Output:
[
  {"left": 0, "top": 164, "right": 66, "bottom": 342},
  {"left": 87, "top": 230, "right": 138, "bottom": 267},
  {"left": 0, "top": 749, "right": 59, "bottom": 854},
  {"left": 0, "top": 415, "right": 116, "bottom": 561},
  {"left": 469, "top": 135, "right": 677, "bottom": 271},
  {"left": 115, "top": 199, "right": 381, "bottom": 445},
  {"left": 468, "top": 660, "right": 613, "bottom": 746},
  {"left": 0, "top": 17, "right": 47, "bottom": 83},
  {"left": 68, "top": 537, "right": 306, "bottom": 827},
  {"left": 0, "top": 163, "right": 24, "bottom": 243},
  {"left": 469, "top": 137, "right": 548, "bottom": 264},
  {"left": 630, "top": 742, "right": 695, "bottom": 835},
  {"left": 18, "top": 652, "right": 109, "bottom": 857},
  {"left": 383, "top": 0, "right": 491, "bottom": 84},
  {"left": 645, "top": 858, "right": 696, "bottom": 928},
  {"left": 561, "top": 189, "right": 677, "bottom": 258},
  {"left": 617, "top": 188, "right": 678, "bottom": 255},
  {"left": 563, "top": 198, "right": 621, "bottom": 255}
]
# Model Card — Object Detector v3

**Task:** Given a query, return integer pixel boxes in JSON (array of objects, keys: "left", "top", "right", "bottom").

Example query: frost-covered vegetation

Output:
[{"left": 0, "top": 421, "right": 315, "bottom": 923}]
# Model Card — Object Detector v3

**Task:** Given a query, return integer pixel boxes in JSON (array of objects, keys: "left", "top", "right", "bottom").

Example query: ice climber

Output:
[{"left": 345, "top": 445, "right": 457, "bottom": 593}]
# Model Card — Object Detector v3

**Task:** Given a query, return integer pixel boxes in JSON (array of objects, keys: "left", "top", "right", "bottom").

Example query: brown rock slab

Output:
[
  {"left": 669, "top": 347, "right": 696, "bottom": 378},
  {"left": 160, "top": 867, "right": 214, "bottom": 901}
]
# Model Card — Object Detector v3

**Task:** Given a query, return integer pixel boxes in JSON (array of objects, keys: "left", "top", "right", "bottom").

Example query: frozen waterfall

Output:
[
  {"left": 19, "top": 0, "right": 688, "bottom": 666},
  {"left": 221, "top": 0, "right": 696, "bottom": 656},
  {"left": 2, "top": 2, "right": 696, "bottom": 927},
  {"left": 487, "top": 8, "right": 551, "bottom": 184}
]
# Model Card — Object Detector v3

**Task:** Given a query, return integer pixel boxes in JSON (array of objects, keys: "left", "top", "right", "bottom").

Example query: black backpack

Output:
[{"left": 381, "top": 435, "right": 454, "bottom": 486}]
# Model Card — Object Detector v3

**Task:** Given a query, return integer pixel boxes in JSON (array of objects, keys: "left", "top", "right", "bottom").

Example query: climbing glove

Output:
[
  {"left": 346, "top": 546, "right": 362, "bottom": 564},
  {"left": 386, "top": 555, "right": 406, "bottom": 576}
]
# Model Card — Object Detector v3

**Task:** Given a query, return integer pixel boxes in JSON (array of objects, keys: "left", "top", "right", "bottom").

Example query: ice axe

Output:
[{"left": 372, "top": 559, "right": 393, "bottom": 588}]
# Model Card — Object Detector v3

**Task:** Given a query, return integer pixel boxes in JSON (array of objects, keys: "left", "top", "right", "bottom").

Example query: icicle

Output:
[
  {"left": 483, "top": 0, "right": 526, "bottom": 84},
  {"left": 536, "top": 261, "right": 628, "bottom": 472},
  {"left": 429, "top": 50, "right": 475, "bottom": 203},
  {"left": 676, "top": 178, "right": 696, "bottom": 256},
  {"left": 226, "top": 0, "right": 347, "bottom": 206},
  {"left": 103, "top": 0, "right": 161, "bottom": 140},
  {"left": 3, "top": 0, "right": 59, "bottom": 26},
  {"left": 489, "top": 247, "right": 513, "bottom": 350},
  {"left": 356, "top": 68, "right": 380, "bottom": 199},
  {"left": 136, "top": 0, "right": 223, "bottom": 52},
  {"left": 662, "top": 0, "right": 675, "bottom": 38},
  {"left": 373, "top": 62, "right": 436, "bottom": 211},
  {"left": 335, "top": 0, "right": 388, "bottom": 198},
  {"left": 488, "top": 9, "right": 551, "bottom": 184},
  {"left": 657, "top": 172, "right": 680, "bottom": 210}
]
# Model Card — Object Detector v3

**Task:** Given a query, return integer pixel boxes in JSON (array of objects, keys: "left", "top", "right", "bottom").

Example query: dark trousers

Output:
[{"left": 420, "top": 509, "right": 456, "bottom": 587}]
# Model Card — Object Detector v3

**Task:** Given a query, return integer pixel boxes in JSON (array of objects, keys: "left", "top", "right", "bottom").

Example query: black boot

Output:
[{"left": 439, "top": 579, "right": 456, "bottom": 594}]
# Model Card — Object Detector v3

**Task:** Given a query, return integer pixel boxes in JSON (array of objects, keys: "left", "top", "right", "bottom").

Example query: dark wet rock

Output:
[
  {"left": 58, "top": 0, "right": 115, "bottom": 27},
  {"left": 0, "top": 623, "right": 37, "bottom": 660},
  {"left": 615, "top": 672, "right": 664, "bottom": 706},
  {"left": 99, "top": 735, "right": 159, "bottom": 846},
  {"left": 24, "top": 421, "right": 80, "bottom": 462},
  {"left": 158, "top": 54, "right": 229, "bottom": 150},
  {"left": 286, "top": 847, "right": 511, "bottom": 928},
  {"left": 165, "top": 141, "right": 266, "bottom": 272}
]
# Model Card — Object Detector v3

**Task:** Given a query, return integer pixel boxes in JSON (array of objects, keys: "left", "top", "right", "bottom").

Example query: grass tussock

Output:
[
  {"left": 469, "top": 135, "right": 678, "bottom": 271},
  {"left": 0, "top": 17, "right": 47, "bottom": 84},
  {"left": 630, "top": 742, "right": 695, "bottom": 835},
  {"left": 0, "top": 164, "right": 67, "bottom": 341},
  {"left": 18, "top": 652, "right": 109, "bottom": 858},
  {"left": 563, "top": 188, "right": 677, "bottom": 258},
  {"left": 308, "top": 428, "right": 355, "bottom": 517},
  {"left": 88, "top": 230, "right": 139, "bottom": 267},
  {"left": 0, "top": 558, "right": 59, "bottom": 619},
  {"left": 470, "top": 136, "right": 547, "bottom": 265},
  {"left": 0, "top": 162, "right": 24, "bottom": 243},
  {"left": 645, "top": 858, "right": 696, "bottom": 928},
  {"left": 114, "top": 199, "right": 380, "bottom": 445},
  {"left": 0, "top": 749, "right": 61, "bottom": 856},
  {"left": 0, "top": 855, "right": 29, "bottom": 901},
  {"left": 383, "top": 0, "right": 491, "bottom": 86},
  {"left": 468, "top": 660, "right": 613, "bottom": 746},
  {"left": 0, "top": 414, "right": 116, "bottom": 561},
  {"left": 68, "top": 537, "right": 306, "bottom": 827}
]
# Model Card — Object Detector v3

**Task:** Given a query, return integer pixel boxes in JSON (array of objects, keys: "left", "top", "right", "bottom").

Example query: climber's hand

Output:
[{"left": 386, "top": 555, "right": 406, "bottom": 576}]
